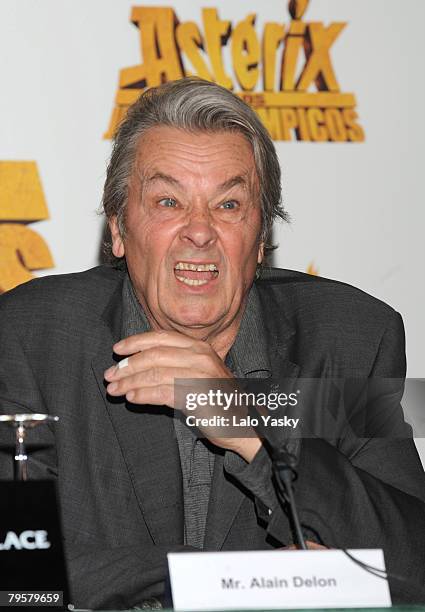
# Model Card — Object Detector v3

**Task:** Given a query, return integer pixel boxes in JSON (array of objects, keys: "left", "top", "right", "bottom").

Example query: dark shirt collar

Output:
[
  {"left": 121, "top": 275, "right": 150, "bottom": 339},
  {"left": 226, "top": 284, "right": 271, "bottom": 378}
]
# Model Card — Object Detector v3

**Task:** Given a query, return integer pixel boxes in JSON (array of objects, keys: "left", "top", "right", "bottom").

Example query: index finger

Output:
[{"left": 113, "top": 330, "right": 197, "bottom": 355}]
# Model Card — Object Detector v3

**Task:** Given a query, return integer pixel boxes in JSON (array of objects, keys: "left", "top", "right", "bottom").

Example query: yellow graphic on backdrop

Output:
[
  {"left": 306, "top": 261, "right": 319, "bottom": 276},
  {"left": 0, "top": 161, "right": 54, "bottom": 293},
  {"left": 105, "top": 0, "right": 365, "bottom": 142}
]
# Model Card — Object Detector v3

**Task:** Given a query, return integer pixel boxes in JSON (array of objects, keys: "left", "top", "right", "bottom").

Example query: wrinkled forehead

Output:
[{"left": 131, "top": 126, "right": 259, "bottom": 190}]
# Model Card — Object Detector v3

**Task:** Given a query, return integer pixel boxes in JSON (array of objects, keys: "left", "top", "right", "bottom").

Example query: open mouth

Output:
[{"left": 174, "top": 262, "right": 219, "bottom": 287}]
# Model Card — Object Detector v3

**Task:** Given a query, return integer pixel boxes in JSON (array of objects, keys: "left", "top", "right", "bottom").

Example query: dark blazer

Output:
[{"left": 1, "top": 265, "right": 425, "bottom": 609}]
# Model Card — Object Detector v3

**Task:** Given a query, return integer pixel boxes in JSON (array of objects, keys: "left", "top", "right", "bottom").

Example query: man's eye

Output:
[
  {"left": 159, "top": 198, "right": 177, "bottom": 208},
  {"left": 220, "top": 201, "right": 238, "bottom": 210}
]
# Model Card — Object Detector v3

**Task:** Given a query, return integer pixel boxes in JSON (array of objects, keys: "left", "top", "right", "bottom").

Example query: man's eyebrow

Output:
[
  {"left": 217, "top": 175, "right": 249, "bottom": 192},
  {"left": 145, "top": 172, "right": 182, "bottom": 187},
  {"left": 144, "top": 172, "right": 250, "bottom": 192}
]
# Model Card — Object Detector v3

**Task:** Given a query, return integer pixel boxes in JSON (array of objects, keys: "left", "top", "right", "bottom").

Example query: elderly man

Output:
[{"left": 1, "top": 78, "right": 425, "bottom": 610}]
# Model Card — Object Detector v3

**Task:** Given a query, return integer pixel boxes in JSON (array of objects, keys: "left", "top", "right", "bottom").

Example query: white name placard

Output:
[{"left": 168, "top": 549, "right": 392, "bottom": 610}]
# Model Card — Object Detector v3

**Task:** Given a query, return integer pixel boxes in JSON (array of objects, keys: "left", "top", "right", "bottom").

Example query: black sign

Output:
[{"left": 0, "top": 481, "right": 69, "bottom": 607}]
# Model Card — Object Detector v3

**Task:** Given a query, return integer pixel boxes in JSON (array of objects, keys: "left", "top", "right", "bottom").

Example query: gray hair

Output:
[{"left": 102, "top": 77, "right": 288, "bottom": 259}]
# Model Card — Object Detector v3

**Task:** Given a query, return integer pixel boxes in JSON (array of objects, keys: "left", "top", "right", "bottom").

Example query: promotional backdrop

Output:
[{"left": 1, "top": 0, "right": 424, "bottom": 452}]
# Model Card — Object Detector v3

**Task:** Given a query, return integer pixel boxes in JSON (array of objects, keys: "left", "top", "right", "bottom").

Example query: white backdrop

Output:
[{"left": 1, "top": 0, "right": 424, "bottom": 450}]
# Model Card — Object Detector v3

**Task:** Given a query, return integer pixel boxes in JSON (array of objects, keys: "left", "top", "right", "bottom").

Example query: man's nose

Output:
[{"left": 179, "top": 206, "right": 217, "bottom": 248}]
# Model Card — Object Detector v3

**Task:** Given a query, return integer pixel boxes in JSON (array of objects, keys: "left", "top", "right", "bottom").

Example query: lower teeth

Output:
[{"left": 175, "top": 275, "right": 209, "bottom": 286}]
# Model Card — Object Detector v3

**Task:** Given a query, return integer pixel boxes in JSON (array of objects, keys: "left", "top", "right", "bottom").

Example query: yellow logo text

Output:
[{"left": 105, "top": 0, "right": 364, "bottom": 142}]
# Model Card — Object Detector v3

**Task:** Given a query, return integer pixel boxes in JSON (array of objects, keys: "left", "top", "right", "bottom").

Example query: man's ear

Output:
[
  {"left": 257, "top": 241, "right": 264, "bottom": 265},
  {"left": 109, "top": 216, "right": 125, "bottom": 258}
]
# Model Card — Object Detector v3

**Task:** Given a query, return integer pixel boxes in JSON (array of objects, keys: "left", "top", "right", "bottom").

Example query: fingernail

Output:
[
  {"left": 104, "top": 366, "right": 117, "bottom": 379},
  {"left": 108, "top": 382, "right": 118, "bottom": 393},
  {"left": 127, "top": 391, "right": 135, "bottom": 401},
  {"left": 118, "top": 357, "right": 129, "bottom": 369}
]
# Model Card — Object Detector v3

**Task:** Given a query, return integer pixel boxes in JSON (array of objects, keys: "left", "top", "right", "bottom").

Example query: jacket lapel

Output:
[
  {"left": 202, "top": 450, "right": 243, "bottom": 550},
  {"left": 91, "top": 281, "right": 184, "bottom": 546}
]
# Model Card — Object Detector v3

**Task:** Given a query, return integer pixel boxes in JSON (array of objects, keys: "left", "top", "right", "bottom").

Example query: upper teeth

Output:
[{"left": 175, "top": 262, "right": 218, "bottom": 272}]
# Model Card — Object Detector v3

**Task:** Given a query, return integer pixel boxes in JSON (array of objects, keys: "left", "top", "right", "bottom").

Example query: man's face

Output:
[{"left": 110, "top": 126, "right": 263, "bottom": 344}]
